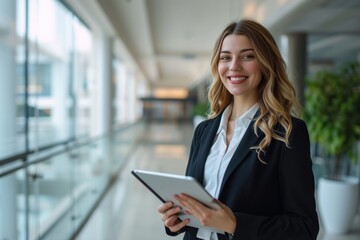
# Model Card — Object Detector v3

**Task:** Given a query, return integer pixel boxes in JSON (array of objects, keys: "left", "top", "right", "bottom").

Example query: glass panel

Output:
[
  {"left": 0, "top": 0, "right": 96, "bottom": 159},
  {"left": 113, "top": 58, "right": 143, "bottom": 126},
  {"left": 27, "top": 0, "right": 73, "bottom": 149},
  {"left": 114, "top": 61, "right": 128, "bottom": 124},
  {"left": 39, "top": 140, "right": 112, "bottom": 239},
  {"left": 110, "top": 122, "right": 145, "bottom": 172},
  {"left": 27, "top": 154, "right": 74, "bottom": 240},
  {"left": 0, "top": 123, "right": 145, "bottom": 240},
  {"left": 0, "top": 169, "right": 27, "bottom": 240},
  {"left": 0, "top": 0, "right": 26, "bottom": 159},
  {"left": 70, "top": 140, "right": 111, "bottom": 229},
  {"left": 73, "top": 18, "right": 93, "bottom": 138}
]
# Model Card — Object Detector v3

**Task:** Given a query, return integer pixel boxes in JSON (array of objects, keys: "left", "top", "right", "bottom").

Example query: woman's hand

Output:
[
  {"left": 157, "top": 201, "right": 190, "bottom": 233},
  {"left": 174, "top": 193, "right": 236, "bottom": 234}
]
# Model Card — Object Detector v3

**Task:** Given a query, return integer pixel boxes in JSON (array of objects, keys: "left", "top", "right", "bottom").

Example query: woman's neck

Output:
[{"left": 230, "top": 99, "right": 258, "bottom": 120}]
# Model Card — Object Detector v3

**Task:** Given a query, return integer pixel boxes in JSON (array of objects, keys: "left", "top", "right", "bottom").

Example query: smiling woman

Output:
[{"left": 157, "top": 19, "right": 319, "bottom": 240}]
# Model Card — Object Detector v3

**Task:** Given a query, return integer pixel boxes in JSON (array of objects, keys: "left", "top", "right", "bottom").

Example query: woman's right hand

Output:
[{"left": 157, "top": 201, "right": 190, "bottom": 232}]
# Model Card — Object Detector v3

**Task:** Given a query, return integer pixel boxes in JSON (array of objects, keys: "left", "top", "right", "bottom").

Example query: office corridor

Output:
[
  {"left": 77, "top": 121, "right": 192, "bottom": 240},
  {"left": 76, "top": 121, "right": 360, "bottom": 240}
]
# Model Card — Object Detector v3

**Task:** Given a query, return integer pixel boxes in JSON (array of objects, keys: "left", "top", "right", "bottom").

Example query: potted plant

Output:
[
  {"left": 303, "top": 61, "right": 360, "bottom": 234},
  {"left": 192, "top": 101, "right": 209, "bottom": 127}
]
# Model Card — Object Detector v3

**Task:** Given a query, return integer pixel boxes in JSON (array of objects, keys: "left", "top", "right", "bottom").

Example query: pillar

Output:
[
  {"left": 92, "top": 33, "right": 113, "bottom": 137},
  {"left": 281, "top": 33, "right": 307, "bottom": 105},
  {"left": 89, "top": 33, "right": 113, "bottom": 180}
]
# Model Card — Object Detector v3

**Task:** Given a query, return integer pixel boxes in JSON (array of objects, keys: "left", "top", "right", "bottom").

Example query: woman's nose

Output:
[{"left": 229, "top": 58, "right": 242, "bottom": 71}]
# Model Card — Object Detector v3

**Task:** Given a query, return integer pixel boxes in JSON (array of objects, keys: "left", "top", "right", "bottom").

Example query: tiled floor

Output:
[{"left": 77, "top": 121, "right": 360, "bottom": 240}]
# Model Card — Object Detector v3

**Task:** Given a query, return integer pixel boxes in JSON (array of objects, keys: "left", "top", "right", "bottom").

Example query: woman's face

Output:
[{"left": 218, "top": 34, "right": 262, "bottom": 100}]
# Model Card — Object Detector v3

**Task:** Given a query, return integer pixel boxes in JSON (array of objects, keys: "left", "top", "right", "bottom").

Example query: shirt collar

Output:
[
  {"left": 236, "top": 103, "right": 259, "bottom": 128},
  {"left": 217, "top": 103, "right": 259, "bottom": 134}
]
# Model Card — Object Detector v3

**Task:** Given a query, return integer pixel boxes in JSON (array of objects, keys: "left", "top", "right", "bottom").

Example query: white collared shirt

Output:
[{"left": 196, "top": 103, "right": 259, "bottom": 240}]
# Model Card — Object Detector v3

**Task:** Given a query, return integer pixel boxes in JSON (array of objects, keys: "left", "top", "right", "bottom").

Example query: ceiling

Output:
[{"left": 91, "top": 0, "right": 360, "bottom": 90}]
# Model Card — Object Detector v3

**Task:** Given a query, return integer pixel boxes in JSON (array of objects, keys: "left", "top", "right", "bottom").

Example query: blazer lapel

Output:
[{"left": 220, "top": 116, "right": 265, "bottom": 192}]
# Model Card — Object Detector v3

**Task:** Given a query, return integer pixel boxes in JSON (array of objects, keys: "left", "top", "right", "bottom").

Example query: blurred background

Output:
[{"left": 0, "top": 0, "right": 359, "bottom": 239}]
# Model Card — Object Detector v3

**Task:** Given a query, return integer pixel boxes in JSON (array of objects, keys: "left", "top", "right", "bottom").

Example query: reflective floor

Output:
[{"left": 77, "top": 121, "right": 360, "bottom": 240}]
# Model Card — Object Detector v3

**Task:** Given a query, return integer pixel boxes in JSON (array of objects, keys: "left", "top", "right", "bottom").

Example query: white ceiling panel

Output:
[{"left": 95, "top": 0, "right": 360, "bottom": 89}]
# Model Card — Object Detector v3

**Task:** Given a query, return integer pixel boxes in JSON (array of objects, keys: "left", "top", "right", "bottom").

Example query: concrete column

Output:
[
  {"left": 114, "top": 60, "right": 125, "bottom": 124},
  {"left": 127, "top": 70, "right": 136, "bottom": 122},
  {"left": 281, "top": 33, "right": 307, "bottom": 105},
  {"left": 0, "top": 1, "right": 18, "bottom": 240},
  {"left": 109, "top": 62, "right": 116, "bottom": 130},
  {"left": 92, "top": 33, "right": 113, "bottom": 136}
]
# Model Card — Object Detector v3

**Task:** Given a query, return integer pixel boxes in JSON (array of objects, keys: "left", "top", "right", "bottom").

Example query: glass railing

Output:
[{"left": 0, "top": 121, "right": 145, "bottom": 240}]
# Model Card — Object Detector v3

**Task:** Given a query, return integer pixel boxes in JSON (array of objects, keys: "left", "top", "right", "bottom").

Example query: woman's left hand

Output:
[{"left": 174, "top": 193, "right": 236, "bottom": 234}]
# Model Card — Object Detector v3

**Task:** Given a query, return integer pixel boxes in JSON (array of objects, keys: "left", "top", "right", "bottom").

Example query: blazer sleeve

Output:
[{"left": 231, "top": 120, "right": 319, "bottom": 240}]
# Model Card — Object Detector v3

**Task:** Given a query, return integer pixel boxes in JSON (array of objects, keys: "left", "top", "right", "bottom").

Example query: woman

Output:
[{"left": 158, "top": 19, "right": 319, "bottom": 240}]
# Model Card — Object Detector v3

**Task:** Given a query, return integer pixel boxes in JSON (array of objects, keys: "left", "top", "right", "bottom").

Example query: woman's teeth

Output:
[{"left": 229, "top": 77, "right": 246, "bottom": 81}]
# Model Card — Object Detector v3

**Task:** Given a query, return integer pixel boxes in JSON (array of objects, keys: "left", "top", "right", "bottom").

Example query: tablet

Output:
[{"left": 131, "top": 169, "right": 223, "bottom": 233}]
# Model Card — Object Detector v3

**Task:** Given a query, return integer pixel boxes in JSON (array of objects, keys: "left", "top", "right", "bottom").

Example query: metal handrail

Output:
[
  {"left": 0, "top": 139, "right": 76, "bottom": 167},
  {"left": 0, "top": 121, "right": 140, "bottom": 178}
]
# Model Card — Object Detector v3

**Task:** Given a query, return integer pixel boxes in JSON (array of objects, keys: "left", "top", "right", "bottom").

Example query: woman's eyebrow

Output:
[
  {"left": 220, "top": 48, "right": 254, "bottom": 54},
  {"left": 240, "top": 48, "right": 254, "bottom": 53}
]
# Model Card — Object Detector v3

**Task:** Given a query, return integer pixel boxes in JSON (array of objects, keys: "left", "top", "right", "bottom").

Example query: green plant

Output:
[
  {"left": 192, "top": 101, "right": 210, "bottom": 117},
  {"left": 304, "top": 62, "right": 360, "bottom": 179}
]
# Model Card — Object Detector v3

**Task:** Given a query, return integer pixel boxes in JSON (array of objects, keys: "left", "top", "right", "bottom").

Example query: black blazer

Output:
[{"left": 167, "top": 113, "right": 319, "bottom": 240}]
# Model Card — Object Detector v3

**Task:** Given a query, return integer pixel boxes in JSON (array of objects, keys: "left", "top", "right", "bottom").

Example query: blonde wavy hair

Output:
[{"left": 208, "top": 19, "right": 301, "bottom": 162}]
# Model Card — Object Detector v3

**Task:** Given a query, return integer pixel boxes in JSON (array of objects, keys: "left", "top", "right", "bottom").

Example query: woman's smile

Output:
[{"left": 227, "top": 75, "right": 248, "bottom": 84}]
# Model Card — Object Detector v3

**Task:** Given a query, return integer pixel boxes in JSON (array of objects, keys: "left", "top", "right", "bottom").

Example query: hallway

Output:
[
  {"left": 77, "top": 121, "right": 192, "bottom": 240},
  {"left": 77, "top": 121, "right": 360, "bottom": 240}
]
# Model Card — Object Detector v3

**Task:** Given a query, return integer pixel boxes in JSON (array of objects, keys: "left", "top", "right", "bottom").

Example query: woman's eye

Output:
[
  {"left": 242, "top": 54, "right": 255, "bottom": 61},
  {"left": 220, "top": 55, "right": 231, "bottom": 61}
]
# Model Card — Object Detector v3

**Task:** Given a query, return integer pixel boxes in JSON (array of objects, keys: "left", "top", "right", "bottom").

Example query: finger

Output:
[
  {"left": 157, "top": 202, "right": 173, "bottom": 214},
  {"left": 175, "top": 194, "right": 197, "bottom": 207},
  {"left": 164, "top": 215, "right": 180, "bottom": 228},
  {"left": 174, "top": 194, "right": 194, "bottom": 213},
  {"left": 167, "top": 218, "right": 190, "bottom": 233},
  {"left": 161, "top": 206, "right": 182, "bottom": 221},
  {"left": 178, "top": 194, "right": 208, "bottom": 211},
  {"left": 175, "top": 194, "right": 207, "bottom": 217}
]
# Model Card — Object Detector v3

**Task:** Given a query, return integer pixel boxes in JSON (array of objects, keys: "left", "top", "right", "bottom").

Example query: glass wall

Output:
[
  {"left": 72, "top": 18, "right": 93, "bottom": 138},
  {"left": 0, "top": 0, "right": 24, "bottom": 158},
  {"left": 0, "top": 0, "right": 94, "bottom": 159},
  {"left": 0, "top": 126, "right": 145, "bottom": 240},
  {"left": 112, "top": 61, "right": 144, "bottom": 125},
  {"left": 0, "top": 0, "right": 147, "bottom": 239}
]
